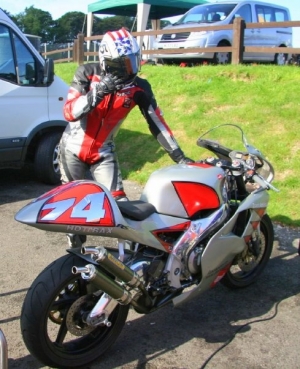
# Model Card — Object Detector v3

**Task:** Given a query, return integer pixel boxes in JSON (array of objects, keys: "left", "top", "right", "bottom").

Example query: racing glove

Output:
[
  {"left": 87, "top": 74, "right": 124, "bottom": 108},
  {"left": 169, "top": 148, "right": 194, "bottom": 164},
  {"left": 178, "top": 156, "right": 195, "bottom": 164}
]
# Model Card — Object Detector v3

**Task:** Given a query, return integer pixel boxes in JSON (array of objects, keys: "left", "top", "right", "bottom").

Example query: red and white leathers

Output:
[{"left": 59, "top": 62, "right": 185, "bottom": 198}]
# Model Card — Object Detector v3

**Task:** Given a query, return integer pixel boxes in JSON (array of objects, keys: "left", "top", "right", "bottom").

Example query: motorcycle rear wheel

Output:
[
  {"left": 221, "top": 214, "right": 274, "bottom": 289},
  {"left": 21, "top": 254, "right": 129, "bottom": 369}
]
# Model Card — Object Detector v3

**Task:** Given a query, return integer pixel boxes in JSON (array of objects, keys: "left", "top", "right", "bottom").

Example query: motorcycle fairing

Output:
[
  {"left": 37, "top": 182, "right": 115, "bottom": 226},
  {"left": 15, "top": 181, "right": 125, "bottom": 231},
  {"left": 172, "top": 181, "right": 220, "bottom": 217},
  {"left": 15, "top": 180, "right": 193, "bottom": 250},
  {"left": 124, "top": 213, "right": 193, "bottom": 250},
  {"left": 151, "top": 221, "right": 191, "bottom": 252},
  {"left": 172, "top": 190, "right": 269, "bottom": 306}
]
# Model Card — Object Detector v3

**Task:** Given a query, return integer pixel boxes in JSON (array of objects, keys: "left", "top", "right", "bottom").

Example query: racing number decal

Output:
[
  {"left": 41, "top": 198, "right": 76, "bottom": 221},
  {"left": 38, "top": 183, "right": 115, "bottom": 226},
  {"left": 71, "top": 193, "right": 105, "bottom": 221}
]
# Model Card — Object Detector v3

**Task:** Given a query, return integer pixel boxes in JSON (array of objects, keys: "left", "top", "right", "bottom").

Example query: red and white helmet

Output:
[{"left": 99, "top": 28, "right": 141, "bottom": 84}]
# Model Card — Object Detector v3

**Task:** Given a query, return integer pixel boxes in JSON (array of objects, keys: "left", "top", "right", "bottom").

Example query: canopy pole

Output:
[
  {"left": 136, "top": 3, "right": 151, "bottom": 52},
  {"left": 87, "top": 12, "right": 94, "bottom": 62}
]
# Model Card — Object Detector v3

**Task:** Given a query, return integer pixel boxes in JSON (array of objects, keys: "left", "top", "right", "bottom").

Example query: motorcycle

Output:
[{"left": 15, "top": 124, "right": 278, "bottom": 369}]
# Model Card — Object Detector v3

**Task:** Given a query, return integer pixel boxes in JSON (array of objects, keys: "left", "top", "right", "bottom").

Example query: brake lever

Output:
[{"left": 252, "top": 174, "right": 280, "bottom": 192}]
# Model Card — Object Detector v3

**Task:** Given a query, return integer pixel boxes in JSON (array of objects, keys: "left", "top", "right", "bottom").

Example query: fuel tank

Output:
[{"left": 140, "top": 163, "right": 226, "bottom": 219}]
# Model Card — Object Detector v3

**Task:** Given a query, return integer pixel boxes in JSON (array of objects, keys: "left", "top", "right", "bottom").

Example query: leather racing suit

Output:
[{"left": 59, "top": 62, "right": 185, "bottom": 198}]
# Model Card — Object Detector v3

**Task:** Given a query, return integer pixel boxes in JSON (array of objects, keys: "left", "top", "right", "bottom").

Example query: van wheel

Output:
[
  {"left": 274, "top": 51, "right": 288, "bottom": 65},
  {"left": 34, "top": 132, "right": 62, "bottom": 185},
  {"left": 213, "top": 42, "right": 231, "bottom": 65}
]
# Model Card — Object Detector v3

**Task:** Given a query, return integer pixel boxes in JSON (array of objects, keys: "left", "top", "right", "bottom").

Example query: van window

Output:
[
  {"left": 0, "top": 25, "right": 16, "bottom": 83},
  {"left": 235, "top": 4, "right": 252, "bottom": 23},
  {"left": 0, "top": 24, "right": 37, "bottom": 86},
  {"left": 174, "top": 3, "right": 237, "bottom": 24},
  {"left": 255, "top": 5, "right": 289, "bottom": 23}
]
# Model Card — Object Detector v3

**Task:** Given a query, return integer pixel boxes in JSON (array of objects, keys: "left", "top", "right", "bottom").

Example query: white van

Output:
[
  {"left": 152, "top": 0, "right": 292, "bottom": 65},
  {"left": 0, "top": 8, "right": 69, "bottom": 184}
]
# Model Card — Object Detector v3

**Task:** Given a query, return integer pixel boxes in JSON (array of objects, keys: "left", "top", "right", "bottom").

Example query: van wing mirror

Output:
[{"left": 43, "top": 58, "right": 54, "bottom": 85}]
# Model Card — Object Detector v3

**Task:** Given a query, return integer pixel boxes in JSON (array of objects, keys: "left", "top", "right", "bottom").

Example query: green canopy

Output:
[{"left": 88, "top": 0, "right": 208, "bottom": 19}]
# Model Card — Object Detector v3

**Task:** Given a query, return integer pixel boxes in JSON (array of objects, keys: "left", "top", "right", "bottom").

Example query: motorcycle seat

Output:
[{"left": 117, "top": 200, "right": 156, "bottom": 221}]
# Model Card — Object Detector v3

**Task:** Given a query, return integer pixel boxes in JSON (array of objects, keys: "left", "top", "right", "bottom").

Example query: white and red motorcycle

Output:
[{"left": 15, "top": 124, "right": 278, "bottom": 369}]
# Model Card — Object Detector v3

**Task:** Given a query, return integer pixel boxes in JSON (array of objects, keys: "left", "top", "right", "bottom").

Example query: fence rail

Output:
[{"left": 42, "top": 19, "right": 300, "bottom": 65}]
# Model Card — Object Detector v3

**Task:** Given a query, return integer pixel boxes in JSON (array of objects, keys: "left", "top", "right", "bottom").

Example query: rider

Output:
[{"left": 59, "top": 27, "right": 193, "bottom": 247}]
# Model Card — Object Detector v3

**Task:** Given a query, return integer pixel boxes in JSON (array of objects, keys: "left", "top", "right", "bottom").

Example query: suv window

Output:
[{"left": 0, "top": 24, "right": 37, "bottom": 85}]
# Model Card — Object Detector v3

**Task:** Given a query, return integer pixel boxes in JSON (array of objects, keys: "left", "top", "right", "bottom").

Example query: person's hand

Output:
[
  {"left": 88, "top": 74, "right": 124, "bottom": 108},
  {"left": 95, "top": 74, "right": 124, "bottom": 97}
]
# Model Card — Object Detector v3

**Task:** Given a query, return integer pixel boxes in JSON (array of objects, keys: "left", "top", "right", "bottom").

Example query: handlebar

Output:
[
  {"left": 252, "top": 174, "right": 280, "bottom": 192},
  {"left": 203, "top": 157, "right": 279, "bottom": 193}
]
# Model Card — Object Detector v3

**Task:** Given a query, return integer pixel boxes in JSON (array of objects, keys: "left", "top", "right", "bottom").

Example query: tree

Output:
[
  {"left": 54, "top": 12, "right": 86, "bottom": 43},
  {"left": 4, "top": 6, "right": 167, "bottom": 44},
  {"left": 13, "top": 6, "right": 54, "bottom": 43}
]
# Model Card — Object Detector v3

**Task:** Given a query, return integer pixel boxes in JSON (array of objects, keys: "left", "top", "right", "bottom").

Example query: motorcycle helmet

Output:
[{"left": 99, "top": 28, "right": 141, "bottom": 84}]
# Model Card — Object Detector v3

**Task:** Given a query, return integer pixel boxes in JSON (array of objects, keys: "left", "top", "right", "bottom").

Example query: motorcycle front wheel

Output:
[
  {"left": 21, "top": 254, "right": 129, "bottom": 369},
  {"left": 221, "top": 214, "right": 274, "bottom": 289}
]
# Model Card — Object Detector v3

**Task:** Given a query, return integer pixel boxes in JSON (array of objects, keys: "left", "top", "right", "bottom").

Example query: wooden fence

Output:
[{"left": 43, "top": 18, "right": 300, "bottom": 65}]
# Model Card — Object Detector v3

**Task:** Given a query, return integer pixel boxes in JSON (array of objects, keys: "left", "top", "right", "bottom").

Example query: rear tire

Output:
[
  {"left": 34, "top": 131, "right": 62, "bottom": 185},
  {"left": 21, "top": 254, "right": 129, "bottom": 368},
  {"left": 221, "top": 214, "right": 274, "bottom": 289}
]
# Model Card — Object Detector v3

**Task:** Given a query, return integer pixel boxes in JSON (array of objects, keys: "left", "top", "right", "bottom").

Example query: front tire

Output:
[
  {"left": 21, "top": 254, "right": 129, "bottom": 369},
  {"left": 34, "top": 131, "right": 62, "bottom": 185},
  {"left": 221, "top": 214, "right": 274, "bottom": 289}
]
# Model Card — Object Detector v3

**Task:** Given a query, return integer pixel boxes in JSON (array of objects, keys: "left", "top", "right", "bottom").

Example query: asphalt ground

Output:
[{"left": 0, "top": 166, "right": 299, "bottom": 369}]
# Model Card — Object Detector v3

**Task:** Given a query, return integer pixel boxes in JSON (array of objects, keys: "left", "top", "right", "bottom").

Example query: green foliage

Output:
[
  {"left": 55, "top": 63, "right": 300, "bottom": 227},
  {"left": 13, "top": 6, "right": 54, "bottom": 42},
  {"left": 6, "top": 6, "right": 136, "bottom": 43},
  {"left": 55, "top": 12, "right": 86, "bottom": 42}
]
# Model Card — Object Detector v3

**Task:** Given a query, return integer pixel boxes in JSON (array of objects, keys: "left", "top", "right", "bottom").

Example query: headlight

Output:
[{"left": 190, "top": 31, "right": 210, "bottom": 36}]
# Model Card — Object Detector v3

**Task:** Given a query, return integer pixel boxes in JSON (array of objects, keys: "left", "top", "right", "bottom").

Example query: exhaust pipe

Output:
[
  {"left": 72, "top": 264, "right": 132, "bottom": 305},
  {"left": 82, "top": 246, "right": 147, "bottom": 293},
  {"left": 72, "top": 264, "right": 150, "bottom": 313}
]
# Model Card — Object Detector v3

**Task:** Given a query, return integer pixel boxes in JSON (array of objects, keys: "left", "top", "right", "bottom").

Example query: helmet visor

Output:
[{"left": 105, "top": 53, "right": 140, "bottom": 80}]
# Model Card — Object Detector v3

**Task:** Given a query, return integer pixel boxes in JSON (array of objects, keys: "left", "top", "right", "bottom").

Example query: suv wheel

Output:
[{"left": 34, "top": 132, "right": 62, "bottom": 185}]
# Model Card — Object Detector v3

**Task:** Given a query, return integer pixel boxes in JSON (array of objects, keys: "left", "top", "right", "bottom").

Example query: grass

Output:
[{"left": 55, "top": 62, "right": 300, "bottom": 227}]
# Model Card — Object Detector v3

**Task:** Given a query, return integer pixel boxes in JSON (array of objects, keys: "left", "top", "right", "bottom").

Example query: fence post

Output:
[
  {"left": 232, "top": 17, "right": 245, "bottom": 65},
  {"left": 77, "top": 33, "right": 85, "bottom": 65},
  {"left": 73, "top": 39, "right": 78, "bottom": 62}
]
